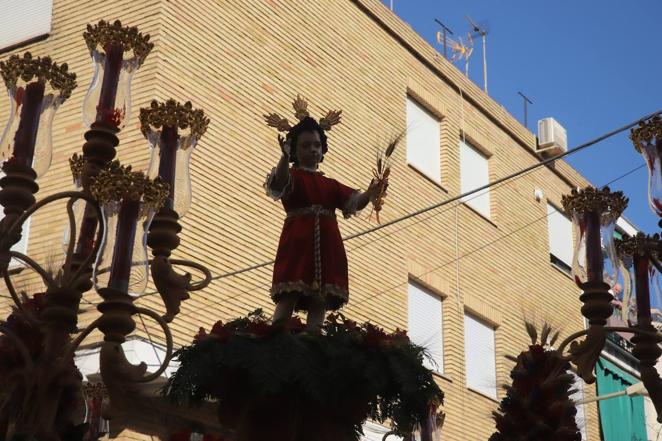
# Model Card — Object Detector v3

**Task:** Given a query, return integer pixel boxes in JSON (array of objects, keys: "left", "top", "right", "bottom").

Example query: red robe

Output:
[{"left": 265, "top": 167, "right": 359, "bottom": 311}]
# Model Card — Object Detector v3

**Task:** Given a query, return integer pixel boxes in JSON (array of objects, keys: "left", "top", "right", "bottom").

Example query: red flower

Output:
[
  {"left": 247, "top": 321, "right": 271, "bottom": 337},
  {"left": 193, "top": 327, "right": 207, "bottom": 342},
  {"left": 210, "top": 321, "right": 225, "bottom": 335},
  {"left": 343, "top": 319, "right": 358, "bottom": 331},
  {"left": 326, "top": 313, "right": 340, "bottom": 325},
  {"left": 363, "top": 324, "right": 388, "bottom": 347},
  {"left": 285, "top": 316, "right": 305, "bottom": 332}
]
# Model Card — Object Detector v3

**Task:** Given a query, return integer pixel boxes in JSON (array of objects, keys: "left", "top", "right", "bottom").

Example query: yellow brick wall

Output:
[{"left": 0, "top": 0, "right": 603, "bottom": 440}]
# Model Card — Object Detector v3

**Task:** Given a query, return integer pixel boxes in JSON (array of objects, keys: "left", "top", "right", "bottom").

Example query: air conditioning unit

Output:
[{"left": 537, "top": 117, "right": 567, "bottom": 157}]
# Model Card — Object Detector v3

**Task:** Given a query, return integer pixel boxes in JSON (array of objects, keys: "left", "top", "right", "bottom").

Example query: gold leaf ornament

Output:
[
  {"left": 90, "top": 161, "right": 169, "bottom": 213},
  {"left": 139, "top": 99, "right": 210, "bottom": 141},
  {"left": 0, "top": 52, "right": 77, "bottom": 100},
  {"left": 83, "top": 19, "right": 153, "bottom": 67},
  {"left": 319, "top": 110, "right": 342, "bottom": 131}
]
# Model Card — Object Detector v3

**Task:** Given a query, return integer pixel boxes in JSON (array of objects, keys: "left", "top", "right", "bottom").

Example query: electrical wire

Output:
[{"left": 140, "top": 108, "right": 661, "bottom": 299}]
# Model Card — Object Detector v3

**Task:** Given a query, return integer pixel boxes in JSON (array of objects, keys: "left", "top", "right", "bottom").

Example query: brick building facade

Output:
[{"left": 0, "top": 1, "right": 608, "bottom": 439}]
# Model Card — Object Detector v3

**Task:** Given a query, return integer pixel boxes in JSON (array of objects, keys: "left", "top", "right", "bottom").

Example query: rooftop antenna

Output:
[
  {"left": 447, "top": 34, "right": 474, "bottom": 77},
  {"left": 466, "top": 16, "right": 490, "bottom": 93},
  {"left": 434, "top": 19, "right": 454, "bottom": 59},
  {"left": 517, "top": 91, "right": 534, "bottom": 129}
]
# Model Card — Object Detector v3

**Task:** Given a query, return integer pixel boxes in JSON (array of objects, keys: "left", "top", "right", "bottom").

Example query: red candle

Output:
[
  {"left": 12, "top": 81, "right": 45, "bottom": 168},
  {"left": 95, "top": 43, "right": 124, "bottom": 125},
  {"left": 75, "top": 201, "right": 99, "bottom": 257},
  {"left": 584, "top": 210, "right": 604, "bottom": 283},
  {"left": 107, "top": 199, "right": 140, "bottom": 293},
  {"left": 634, "top": 254, "right": 652, "bottom": 326},
  {"left": 158, "top": 126, "right": 178, "bottom": 210}
]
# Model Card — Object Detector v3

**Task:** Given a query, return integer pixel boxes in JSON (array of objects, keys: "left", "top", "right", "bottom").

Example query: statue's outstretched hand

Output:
[{"left": 278, "top": 134, "right": 291, "bottom": 157}]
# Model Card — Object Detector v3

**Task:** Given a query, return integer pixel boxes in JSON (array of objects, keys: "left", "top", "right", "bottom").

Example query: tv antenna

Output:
[
  {"left": 466, "top": 16, "right": 490, "bottom": 93},
  {"left": 517, "top": 91, "right": 533, "bottom": 129},
  {"left": 434, "top": 19, "right": 454, "bottom": 59},
  {"left": 445, "top": 34, "right": 474, "bottom": 77}
]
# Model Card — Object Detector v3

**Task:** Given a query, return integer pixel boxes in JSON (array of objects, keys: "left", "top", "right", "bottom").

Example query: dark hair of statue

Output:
[{"left": 286, "top": 116, "right": 329, "bottom": 165}]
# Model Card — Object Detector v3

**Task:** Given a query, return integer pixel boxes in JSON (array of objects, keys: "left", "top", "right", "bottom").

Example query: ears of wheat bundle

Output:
[{"left": 368, "top": 133, "right": 402, "bottom": 223}]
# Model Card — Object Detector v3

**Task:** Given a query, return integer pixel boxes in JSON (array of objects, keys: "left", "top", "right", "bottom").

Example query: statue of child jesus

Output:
[{"left": 264, "top": 96, "right": 383, "bottom": 331}]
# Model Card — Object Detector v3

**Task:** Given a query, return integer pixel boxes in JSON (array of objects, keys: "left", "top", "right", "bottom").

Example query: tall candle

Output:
[
  {"left": 95, "top": 44, "right": 124, "bottom": 125},
  {"left": 635, "top": 255, "right": 652, "bottom": 326},
  {"left": 158, "top": 126, "right": 178, "bottom": 210},
  {"left": 585, "top": 211, "right": 604, "bottom": 283},
  {"left": 13, "top": 81, "right": 45, "bottom": 168},
  {"left": 75, "top": 201, "right": 99, "bottom": 257},
  {"left": 107, "top": 199, "right": 140, "bottom": 293}
]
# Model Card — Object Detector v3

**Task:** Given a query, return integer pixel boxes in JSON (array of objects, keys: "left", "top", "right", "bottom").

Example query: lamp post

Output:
[
  {"left": 556, "top": 116, "right": 662, "bottom": 423},
  {"left": 0, "top": 20, "right": 212, "bottom": 441}
]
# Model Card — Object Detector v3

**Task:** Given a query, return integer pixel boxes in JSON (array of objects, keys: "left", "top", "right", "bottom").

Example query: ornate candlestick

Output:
[
  {"left": 561, "top": 186, "right": 627, "bottom": 382},
  {"left": 141, "top": 99, "right": 210, "bottom": 321},
  {"left": 0, "top": 53, "right": 76, "bottom": 259},
  {"left": 82, "top": 20, "right": 152, "bottom": 129}
]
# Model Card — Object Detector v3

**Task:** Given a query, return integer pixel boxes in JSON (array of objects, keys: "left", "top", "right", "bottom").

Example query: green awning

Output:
[{"left": 596, "top": 357, "right": 647, "bottom": 441}]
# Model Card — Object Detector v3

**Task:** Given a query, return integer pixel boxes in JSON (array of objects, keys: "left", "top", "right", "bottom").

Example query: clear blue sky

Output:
[{"left": 387, "top": 0, "right": 662, "bottom": 233}]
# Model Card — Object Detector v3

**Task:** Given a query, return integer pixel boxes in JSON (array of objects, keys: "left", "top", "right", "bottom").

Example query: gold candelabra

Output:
[{"left": 0, "top": 20, "right": 212, "bottom": 440}]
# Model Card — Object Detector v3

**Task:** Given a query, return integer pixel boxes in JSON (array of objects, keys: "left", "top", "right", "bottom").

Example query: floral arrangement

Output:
[
  {"left": 165, "top": 310, "right": 444, "bottom": 441},
  {"left": 0, "top": 293, "right": 46, "bottom": 376}
]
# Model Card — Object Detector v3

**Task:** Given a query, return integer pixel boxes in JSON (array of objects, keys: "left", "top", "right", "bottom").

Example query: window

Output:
[
  {"left": 406, "top": 96, "right": 441, "bottom": 183},
  {"left": 464, "top": 313, "right": 497, "bottom": 398},
  {"left": 569, "top": 371, "right": 588, "bottom": 440},
  {"left": 460, "top": 139, "right": 491, "bottom": 218},
  {"left": 408, "top": 282, "right": 443, "bottom": 373},
  {"left": 1, "top": 0, "right": 53, "bottom": 51},
  {"left": 547, "top": 203, "right": 573, "bottom": 272}
]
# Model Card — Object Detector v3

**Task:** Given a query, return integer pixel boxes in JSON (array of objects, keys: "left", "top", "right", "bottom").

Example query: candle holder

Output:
[
  {"left": 91, "top": 163, "right": 168, "bottom": 296},
  {"left": 631, "top": 116, "right": 662, "bottom": 218},
  {"left": 141, "top": 99, "right": 210, "bottom": 321},
  {"left": 82, "top": 20, "right": 153, "bottom": 129},
  {"left": 560, "top": 186, "right": 627, "bottom": 382},
  {"left": 0, "top": 53, "right": 76, "bottom": 269},
  {"left": 0, "top": 20, "right": 217, "bottom": 441}
]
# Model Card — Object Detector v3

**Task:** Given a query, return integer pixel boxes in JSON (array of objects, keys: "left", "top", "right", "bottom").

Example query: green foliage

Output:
[{"left": 164, "top": 311, "right": 443, "bottom": 440}]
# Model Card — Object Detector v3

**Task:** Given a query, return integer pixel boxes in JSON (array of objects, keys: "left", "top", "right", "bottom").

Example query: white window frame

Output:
[
  {"left": 460, "top": 138, "right": 491, "bottom": 218},
  {"left": 0, "top": 0, "right": 53, "bottom": 51},
  {"left": 406, "top": 96, "right": 441, "bottom": 183},
  {"left": 547, "top": 203, "right": 573, "bottom": 271},
  {"left": 464, "top": 313, "right": 497, "bottom": 399},
  {"left": 407, "top": 281, "right": 444, "bottom": 373}
]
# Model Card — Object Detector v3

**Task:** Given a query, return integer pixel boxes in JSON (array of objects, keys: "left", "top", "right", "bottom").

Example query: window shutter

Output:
[
  {"left": 547, "top": 203, "right": 573, "bottom": 266},
  {"left": 0, "top": 0, "right": 53, "bottom": 50},
  {"left": 406, "top": 97, "right": 441, "bottom": 183},
  {"left": 408, "top": 282, "right": 443, "bottom": 373},
  {"left": 460, "top": 139, "right": 491, "bottom": 218},
  {"left": 464, "top": 314, "right": 497, "bottom": 398}
]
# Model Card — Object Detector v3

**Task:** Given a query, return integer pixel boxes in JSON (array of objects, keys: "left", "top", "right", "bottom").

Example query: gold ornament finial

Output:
[
  {"left": 139, "top": 99, "right": 209, "bottom": 141},
  {"left": 69, "top": 153, "right": 85, "bottom": 182},
  {"left": 561, "top": 186, "right": 628, "bottom": 220},
  {"left": 0, "top": 52, "right": 77, "bottom": 100},
  {"left": 630, "top": 116, "right": 662, "bottom": 152},
  {"left": 83, "top": 19, "right": 153, "bottom": 67},
  {"left": 292, "top": 94, "right": 309, "bottom": 120},
  {"left": 616, "top": 232, "right": 661, "bottom": 259},
  {"left": 264, "top": 95, "right": 342, "bottom": 132},
  {"left": 90, "top": 161, "right": 169, "bottom": 213},
  {"left": 319, "top": 109, "right": 342, "bottom": 131}
]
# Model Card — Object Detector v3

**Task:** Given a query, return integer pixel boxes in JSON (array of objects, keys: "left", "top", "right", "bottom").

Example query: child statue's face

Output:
[{"left": 295, "top": 130, "right": 323, "bottom": 168}]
